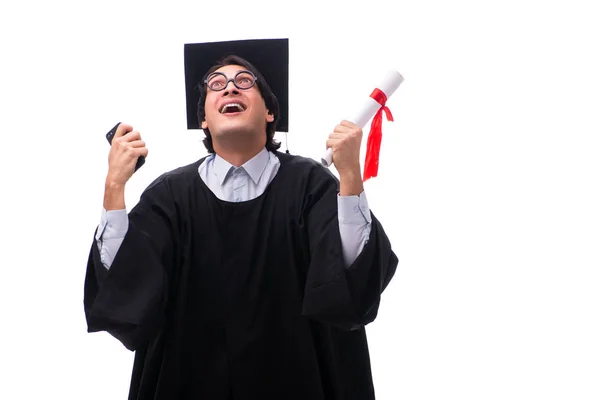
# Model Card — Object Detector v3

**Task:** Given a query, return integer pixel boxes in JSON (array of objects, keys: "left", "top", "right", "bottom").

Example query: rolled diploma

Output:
[{"left": 320, "top": 69, "right": 405, "bottom": 167}]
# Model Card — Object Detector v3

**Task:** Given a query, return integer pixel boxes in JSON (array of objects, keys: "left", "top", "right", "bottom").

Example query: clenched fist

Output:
[{"left": 106, "top": 123, "right": 149, "bottom": 186}]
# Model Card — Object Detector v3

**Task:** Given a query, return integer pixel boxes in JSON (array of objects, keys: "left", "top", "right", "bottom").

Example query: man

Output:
[{"left": 84, "top": 38, "right": 398, "bottom": 400}]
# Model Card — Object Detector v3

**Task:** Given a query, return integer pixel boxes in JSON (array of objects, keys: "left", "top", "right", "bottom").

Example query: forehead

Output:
[{"left": 212, "top": 64, "right": 247, "bottom": 75}]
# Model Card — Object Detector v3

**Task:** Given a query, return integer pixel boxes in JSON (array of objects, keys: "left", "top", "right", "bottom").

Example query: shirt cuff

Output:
[
  {"left": 338, "top": 191, "right": 372, "bottom": 225},
  {"left": 96, "top": 208, "right": 129, "bottom": 241},
  {"left": 95, "top": 209, "right": 108, "bottom": 241}
]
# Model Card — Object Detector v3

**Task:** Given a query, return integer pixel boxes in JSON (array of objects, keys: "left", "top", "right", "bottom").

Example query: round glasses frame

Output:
[{"left": 204, "top": 70, "right": 258, "bottom": 92}]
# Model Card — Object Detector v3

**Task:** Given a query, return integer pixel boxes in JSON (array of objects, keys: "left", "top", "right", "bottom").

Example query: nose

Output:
[{"left": 223, "top": 80, "right": 239, "bottom": 95}]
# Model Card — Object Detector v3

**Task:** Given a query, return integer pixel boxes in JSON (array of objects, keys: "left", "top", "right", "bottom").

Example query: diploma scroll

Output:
[{"left": 320, "top": 70, "right": 405, "bottom": 167}]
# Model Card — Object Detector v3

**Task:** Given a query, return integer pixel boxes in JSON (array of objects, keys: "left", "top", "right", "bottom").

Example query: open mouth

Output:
[{"left": 220, "top": 103, "right": 246, "bottom": 114}]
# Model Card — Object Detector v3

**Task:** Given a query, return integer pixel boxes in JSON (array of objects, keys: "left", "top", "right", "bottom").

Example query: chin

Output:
[{"left": 212, "top": 125, "right": 254, "bottom": 144}]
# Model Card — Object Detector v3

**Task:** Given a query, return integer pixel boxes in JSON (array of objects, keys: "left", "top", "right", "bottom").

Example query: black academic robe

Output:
[{"left": 84, "top": 151, "right": 398, "bottom": 400}]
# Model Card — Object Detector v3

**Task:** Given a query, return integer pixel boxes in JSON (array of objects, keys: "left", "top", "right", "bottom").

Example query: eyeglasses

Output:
[{"left": 204, "top": 70, "right": 257, "bottom": 91}]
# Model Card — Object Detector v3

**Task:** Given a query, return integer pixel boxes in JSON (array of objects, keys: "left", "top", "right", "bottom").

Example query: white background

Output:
[{"left": 1, "top": 0, "right": 599, "bottom": 399}]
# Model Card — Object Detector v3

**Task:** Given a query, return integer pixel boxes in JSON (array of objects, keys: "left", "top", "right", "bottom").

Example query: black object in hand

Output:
[{"left": 106, "top": 122, "right": 145, "bottom": 172}]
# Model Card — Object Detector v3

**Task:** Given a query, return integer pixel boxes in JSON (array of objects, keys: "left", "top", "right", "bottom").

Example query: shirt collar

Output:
[{"left": 212, "top": 147, "right": 270, "bottom": 186}]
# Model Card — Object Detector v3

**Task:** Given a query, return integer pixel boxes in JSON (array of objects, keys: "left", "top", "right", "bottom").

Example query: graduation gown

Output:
[{"left": 84, "top": 151, "right": 398, "bottom": 400}]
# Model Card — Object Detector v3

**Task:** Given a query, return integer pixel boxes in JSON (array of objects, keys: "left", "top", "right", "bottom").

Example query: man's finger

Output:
[
  {"left": 122, "top": 146, "right": 147, "bottom": 160},
  {"left": 334, "top": 124, "right": 360, "bottom": 135},
  {"left": 340, "top": 120, "right": 358, "bottom": 129},
  {"left": 115, "top": 123, "right": 133, "bottom": 138},
  {"left": 326, "top": 138, "right": 341, "bottom": 149},
  {"left": 138, "top": 147, "right": 149, "bottom": 158},
  {"left": 129, "top": 140, "right": 146, "bottom": 148},
  {"left": 328, "top": 132, "right": 346, "bottom": 140},
  {"left": 333, "top": 124, "right": 352, "bottom": 133},
  {"left": 123, "top": 130, "right": 142, "bottom": 142}
]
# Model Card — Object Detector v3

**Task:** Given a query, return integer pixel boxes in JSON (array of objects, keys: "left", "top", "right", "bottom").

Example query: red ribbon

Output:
[{"left": 363, "top": 88, "right": 394, "bottom": 182}]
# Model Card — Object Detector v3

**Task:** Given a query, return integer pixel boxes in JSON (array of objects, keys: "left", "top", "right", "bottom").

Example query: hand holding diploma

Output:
[
  {"left": 322, "top": 70, "right": 404, "bottom": 181},
  {"left": 325, "top": 120, "right": 363, "bottom": 174}
]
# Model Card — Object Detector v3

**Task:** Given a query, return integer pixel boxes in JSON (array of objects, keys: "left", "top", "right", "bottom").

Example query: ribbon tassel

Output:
[{"left": 363, "top": 89, "right": 394, "bottom": 182}]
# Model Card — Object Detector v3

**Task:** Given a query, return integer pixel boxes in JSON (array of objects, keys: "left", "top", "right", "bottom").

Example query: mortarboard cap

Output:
[{"left": 184, "top": 38, "right": 289, "bottom": 132}]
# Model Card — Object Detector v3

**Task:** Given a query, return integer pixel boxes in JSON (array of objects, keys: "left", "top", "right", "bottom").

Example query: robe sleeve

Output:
[
  {"left": 300, "top": 167, "right": 398, "bottom": 331},
  {"left": 83, "top": 175, "right": 178, "bottom": 351}
]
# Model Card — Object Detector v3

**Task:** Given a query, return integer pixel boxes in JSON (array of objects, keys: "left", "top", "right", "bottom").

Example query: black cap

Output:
[{"left": 184, "top": 38, "right": 289, "bottom": 132}]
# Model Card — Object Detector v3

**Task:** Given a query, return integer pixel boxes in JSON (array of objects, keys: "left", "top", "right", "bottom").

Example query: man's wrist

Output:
[
  {"left": 339, "top": 167, "right": 364, "bottom": 196},
  {"left": 104, "top": 179, "right": 126, "bottom": 210}
]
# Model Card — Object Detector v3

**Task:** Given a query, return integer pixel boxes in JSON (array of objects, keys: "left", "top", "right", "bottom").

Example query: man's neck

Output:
[{"left": 214, "top": 142, "right": 265, "bottom": 167}]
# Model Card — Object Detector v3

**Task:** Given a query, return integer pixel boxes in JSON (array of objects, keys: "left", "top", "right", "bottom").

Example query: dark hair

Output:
[{"left": 196, "top": 55, "right": 281, "bottom": 153}]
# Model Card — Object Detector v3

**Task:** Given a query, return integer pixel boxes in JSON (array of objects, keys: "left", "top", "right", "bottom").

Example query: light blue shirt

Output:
[{"left": 96, "top": 148, "right": 372, "bottom": 269}]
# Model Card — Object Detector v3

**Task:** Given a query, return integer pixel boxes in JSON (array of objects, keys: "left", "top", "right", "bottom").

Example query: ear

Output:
[
  {"left": 201, "top": 119, "right": 208, "bottom": 129},
  {"left": 266, "top": 111, "right": 274, "bottom": 123}
]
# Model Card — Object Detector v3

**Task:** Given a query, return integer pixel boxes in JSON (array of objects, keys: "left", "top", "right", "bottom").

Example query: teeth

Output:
[{"left": 220, "top": 103, "right": 244, "bottom": 114}]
